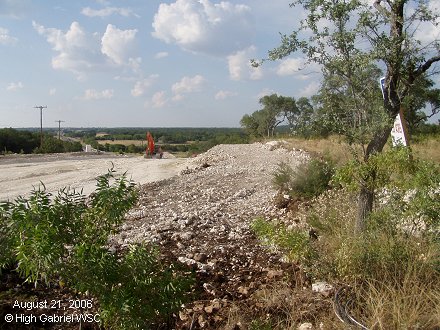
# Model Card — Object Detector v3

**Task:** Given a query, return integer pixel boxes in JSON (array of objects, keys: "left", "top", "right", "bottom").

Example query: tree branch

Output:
[
  {"left": 373, "top": 0, "right": 391, "bottom": 18},
  {"left": 414, "top": 55, "right": 440, "bottom": 78}
]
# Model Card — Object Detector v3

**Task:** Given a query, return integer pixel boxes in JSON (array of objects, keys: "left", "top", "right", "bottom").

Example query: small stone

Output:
[
  {"left": 237, "top": 286, "right": 249, "bottom": 296},
  {"left": 178, "top": 310, "right": 188, "bottom": 321},
  {"left": 204, "top": 305, "right": 214, "bottom": 314},
  {"left": 198, "top": 314, "right": 207, "bottom": 328},
  {"left": 298, "top": 323, "right": 313, "bottom": 330},
  {"left": 312, "top": 281, "right": 334, "bottom": 297},
  {"left": 180, "top": 231, "right": 194, "bottom": 240}
]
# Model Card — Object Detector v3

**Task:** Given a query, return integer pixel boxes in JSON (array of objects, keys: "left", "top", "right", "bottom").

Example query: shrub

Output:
[
  {"left": 273, "top": 158, "right": 334, "bottom": 199},
  {"left": 71, "top": 243, "right": 194, "bottom": 329},
  {"left": 254, "top": 148, "right": 440, "bottom": 327},
  {"left": 251, "top": 218, "right": 314, "bottom": 264},
  {"left": 0, "top": 167, "right": 195, "bottom": 329}
]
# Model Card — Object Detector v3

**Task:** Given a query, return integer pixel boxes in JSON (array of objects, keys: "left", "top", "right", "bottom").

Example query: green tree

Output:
[
  {"left": 294, "top": 97, "right": 316, "bottom": 137},
  {"left": 255, "top": 0, "right": 440, "bottom": 231},
  {"left": 401, "top": 75, "right": 440, "bottom": 133},
  {"left": 0, "top": 128, "right": 40, "bottom": 154},
  {"left": 240, "top": 94, "right": 298, "bottom": 137},
  {"left": 240, "top": 112, "right": 261, "bottom": 137}
]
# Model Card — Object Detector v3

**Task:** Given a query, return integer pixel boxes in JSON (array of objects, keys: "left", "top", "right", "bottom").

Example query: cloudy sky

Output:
[{"left": 0, "top": 1, "right": 438, "bottom": 127}]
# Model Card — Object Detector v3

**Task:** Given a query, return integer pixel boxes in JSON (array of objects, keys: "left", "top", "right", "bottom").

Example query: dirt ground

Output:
[{"left": 0, "top": 152, "right": 189, "bottom": 202}]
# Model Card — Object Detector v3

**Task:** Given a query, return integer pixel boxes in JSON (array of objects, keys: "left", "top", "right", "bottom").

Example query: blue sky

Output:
[{"left": 0, "top": 0, "right": 438, "bottom": 127}]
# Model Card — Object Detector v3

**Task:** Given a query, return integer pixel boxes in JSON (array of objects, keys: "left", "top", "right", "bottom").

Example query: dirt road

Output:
[{"left": 0, "top": 152, "right": 189, "bottom": 202}]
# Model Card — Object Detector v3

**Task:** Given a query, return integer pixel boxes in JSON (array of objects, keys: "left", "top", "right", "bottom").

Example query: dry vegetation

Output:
[{"left": 270, "top": 135, "right": 440, "bottom": 164}]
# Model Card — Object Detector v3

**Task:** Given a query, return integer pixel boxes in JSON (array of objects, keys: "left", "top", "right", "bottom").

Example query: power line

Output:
[
  {"left": 34, "top": 105, "right": 47, "bottom": 147},
  {"left": 55, "top": 120, "right": 65, "bottom": 140}
]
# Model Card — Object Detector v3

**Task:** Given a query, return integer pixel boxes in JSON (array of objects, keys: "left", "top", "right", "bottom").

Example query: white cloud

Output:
[
  {"left": 215, "top": 90, "right": 237, "bottom": 100},
  {"left": 81, "top": 6, "right": 138, "bottom": 18},
  {"left": 155, "top": 51, "right": 169, "bottom": 59},
  {"left": 227, "top": 46, "right": 262, "bottom": 81},
  {"left": 33, "top": 21, "right": 102, "bottom": 80},
  {"left": 256, "top": 88, "right": 277, "bottom": 99},
  {"left": 276, "top": 58, "right": 304, "bottom": 76},
  {"left": 131, "top": 74, "right": 159, "bottom": 97},
  {"left": 81, "top": 89, "right": 114, "bottom": 100},
  {"left": 171, "top": 75, "right": 205, "bottom": 100},
  {"left": 299, "top": 81, "right": 321, "bottom": 97},
  {"left": 0, "top": 27, "right": 17, "bottom": 45},
  {"left": 152, "top": 0, "right": 255, "bottom": 56},
  {"left": 276, "top": 57, "right": 322, "bottom": 80},
  {"left": 49, "top": 88, "right": 57, "bottom": 96},
  {"left": 152, "top": 91, "right": 168, "bottom": 108},
  {"left": 6, "top": 82, "right": 23, "bottom": 92},
  {"left": 101, "top": 24, "right": 138, "bottom": 67},
  {"left": 33, "top": 21, "right": 141, "bottom": 79}
]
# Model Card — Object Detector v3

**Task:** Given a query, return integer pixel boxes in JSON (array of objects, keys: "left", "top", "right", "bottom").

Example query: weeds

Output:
[
  {"left": 251, "top": 218, "right": 313, "bottom": 264},
  {"left": 272, "top": 157, "right": 334, "bottom": 199}
]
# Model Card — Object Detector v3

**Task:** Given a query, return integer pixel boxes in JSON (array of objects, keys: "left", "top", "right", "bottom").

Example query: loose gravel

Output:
[{"left": 114, "top": 142, "right": 311, "bottom": 328}]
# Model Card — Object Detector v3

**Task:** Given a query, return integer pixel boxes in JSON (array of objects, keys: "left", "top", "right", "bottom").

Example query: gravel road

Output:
[
  {"left": 114, "top": 141, "right": 311, "bottom": 328},
  {"left": 0, "top": 152, "right": 188, "bottom": 202}
]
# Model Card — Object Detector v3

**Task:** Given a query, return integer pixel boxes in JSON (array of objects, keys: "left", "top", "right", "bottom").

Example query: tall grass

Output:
[{"left": 250, "top": 147, "right": 440, "bottom": 328}]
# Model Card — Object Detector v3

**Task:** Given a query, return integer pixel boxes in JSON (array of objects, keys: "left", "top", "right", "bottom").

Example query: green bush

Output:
[
  {"left": 0, "top": 167, "right": 194, "bottom": 329},
  {"left": 71, "top": 243, "right": 194, "bottom": 329},
  {"left": 251, "top": 218, "right": 314, "bottom": 264},
  {"left": 334, "top": 147, "right": 440, "bottom": 231},
  {"left": 273, "top": 158, "right": 334, "bottom": 199},
  {"left": 260, "top": 149, "right": 439, "bottom": 283}
]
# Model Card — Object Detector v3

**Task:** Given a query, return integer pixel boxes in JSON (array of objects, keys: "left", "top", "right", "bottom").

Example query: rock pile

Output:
[{"left": 113, "top": 142, "right": 311, "bottom": 328}]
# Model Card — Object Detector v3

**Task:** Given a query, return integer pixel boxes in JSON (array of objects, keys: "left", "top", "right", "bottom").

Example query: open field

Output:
[
  {"left": 278, "top": 135, "right": 440, "bottom": 164},
  {"left": 96, "top": 139, "right": 145, "bottom": 146},
  {"left": 0, "top": 152, "right": 188, "bottom": 201}
]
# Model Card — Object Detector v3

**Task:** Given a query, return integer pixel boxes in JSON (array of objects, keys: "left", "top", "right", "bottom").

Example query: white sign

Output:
[
  {"left": 380, "top": 77, "right": 386, "bottom": 99},
  {"left": 380, "top": 76, "right": 408, "bottom": 147},
  {"left": 391, "top": 113, "right": 407, "bottom": 146}
]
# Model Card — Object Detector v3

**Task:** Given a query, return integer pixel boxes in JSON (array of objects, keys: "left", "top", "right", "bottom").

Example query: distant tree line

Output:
[
  {"left": 86, "top": 127, "right": 248, "bottom": 144},
  {"left": 65, "top": 127, "right": 249, "bottom": 155},
  {"left": 0, "top": 128, "right": 82, "bottom": 154},
  {"left": 94, "top": 130, "right": 250, "bottom": 155}
]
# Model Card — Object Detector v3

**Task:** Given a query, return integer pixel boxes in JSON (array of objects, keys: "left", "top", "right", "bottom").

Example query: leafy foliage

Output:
[
  {"left": 0, "top": 128, "right": 40, "bottom": 154},
  {"left": 260, "top": 149, "right": 439, "bottom": 283},
  {"left": 334, "top": 147, "right": 440, "bottom": 230},
  {"left": 251, "top": 218, "right": 313, "bottom": 264},
  {"left": 0, "top": 167, "right": 194, "bottom": 329},
  {"left": 256, "top": 0, "right": 440, "bottom": 228},
  {"left": 0, "top": 128, "right": 82, "bottom": 154},
  {"left": 240, "top": 94, "right": 299, "bottom": 137},
  {"left": 71, "top": 243, "right": 194, "bottom": 329},
  {"left": 273, "top": 158, "right": 334, "bottom": 199}
]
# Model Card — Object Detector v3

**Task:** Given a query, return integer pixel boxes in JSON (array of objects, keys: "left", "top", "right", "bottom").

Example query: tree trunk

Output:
[
  {"left": 356, "top": 185, "right": 374, "bottom": 233},
  {"left": 356, "top": 126, "right": 393, "bottom": 232}
]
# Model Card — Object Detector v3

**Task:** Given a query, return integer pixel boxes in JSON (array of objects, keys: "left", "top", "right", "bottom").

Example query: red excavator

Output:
[
  {"left": 145, "top": 132, "right": 164, "bottom": 159},
  {"left": 146, "top": 132, "right": 155, "bottom": 158}
]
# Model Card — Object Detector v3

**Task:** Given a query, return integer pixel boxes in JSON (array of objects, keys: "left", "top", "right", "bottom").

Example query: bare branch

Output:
[{"left": 415, "top": 55, "right": 440, "bottom": 77}]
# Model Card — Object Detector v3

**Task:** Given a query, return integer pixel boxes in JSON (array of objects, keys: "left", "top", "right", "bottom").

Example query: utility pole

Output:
[
  {"left": 55, "top": 120, "right": 65, "bottom": 140},
  {"left": 34, "top": 105, "right": 47, "bottom": 147}
]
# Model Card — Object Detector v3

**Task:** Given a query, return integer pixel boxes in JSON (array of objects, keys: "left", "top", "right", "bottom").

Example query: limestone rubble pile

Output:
[{"left": 113, "top": 142, "right": 311, "bottom": 328}]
